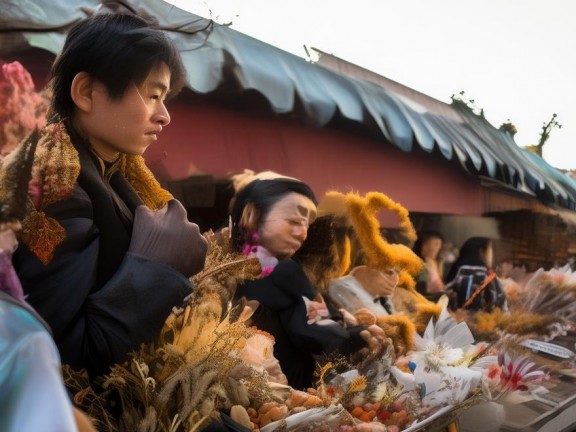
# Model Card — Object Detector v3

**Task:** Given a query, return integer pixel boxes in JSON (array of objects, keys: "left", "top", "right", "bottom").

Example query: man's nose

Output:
[{"left": 154, "top": 103, "right": 171, "bottom": 126}]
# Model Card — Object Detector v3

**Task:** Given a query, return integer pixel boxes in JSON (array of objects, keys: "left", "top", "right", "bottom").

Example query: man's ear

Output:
[{"left": 70, "top": 72, "right": 94, "bottom": 113}]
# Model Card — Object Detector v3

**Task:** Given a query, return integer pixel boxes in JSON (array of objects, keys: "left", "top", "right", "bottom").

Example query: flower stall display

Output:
[
  {"left": 67, "top": 247, "right": 546, "bottom": 431},
  {"left": 1, "top": 61, "right": 571, "bottom": 432},
  {"left": 61, "top": 190, "right": 558, "bottom": 432},
  {"left": 453, "top": 264, "right": 576, "bottom": 365},
  {"left": 291, "top": 305, "right": 545, "bottom": 432}
]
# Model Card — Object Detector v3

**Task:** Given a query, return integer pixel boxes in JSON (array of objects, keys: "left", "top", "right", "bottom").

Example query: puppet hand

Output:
[
  {"left": 360, "top": 324, "right": 386, "bottom": 352},
  {"left": 302, "top": 296, "right": 330, "bottom": 324},
  {"left": 129, "top": 199, "right": 208, "bottom": 277},
  {"left": 354, "top": 307, "right": 377, "bottom": 326},
  {"left": 339, "top": 307, "right": 359, "bottom": 326}
]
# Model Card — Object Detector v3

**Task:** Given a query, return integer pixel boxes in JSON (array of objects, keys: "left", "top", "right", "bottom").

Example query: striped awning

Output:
[{"left": 2, "top": 0, "right": 575, "bottom": 210}]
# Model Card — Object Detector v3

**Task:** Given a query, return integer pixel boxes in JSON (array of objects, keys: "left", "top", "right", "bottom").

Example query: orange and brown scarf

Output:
[{"left": 0, "top": 120, "right": 172, "bottom": 265}]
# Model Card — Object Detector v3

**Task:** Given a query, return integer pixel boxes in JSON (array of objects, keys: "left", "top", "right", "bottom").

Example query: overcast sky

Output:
[{"left": 169, "top": 0, "right": 576, "bottom": 170}]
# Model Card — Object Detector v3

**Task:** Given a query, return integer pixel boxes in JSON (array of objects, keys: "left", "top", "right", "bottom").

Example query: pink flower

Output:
[
  {"left": 2, "top": 61, "right": 35, "bottom": 92},
  {"left": 242, "top": 243, "right": 257, "bottom": 256},
  {"left": 0, "top": 61, "right": 48, "bottom": 156},
  {"left": 242, "top": 244, "right": 279, "bottom": 276},
  {"left": 498, "top": 352, "right": 547, "bottom": 391}
]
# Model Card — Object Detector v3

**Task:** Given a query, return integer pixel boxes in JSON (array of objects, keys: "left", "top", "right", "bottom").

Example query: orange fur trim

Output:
[
  {"left": 5, "top": 122, "right": 173, "bottom": 265},
  {"left": 376, "top": 315, "right": 416, "bottom": 351},
  {"left": 398, "top": 270, "right": 418, "bottom": 291},
  {"left": 121, "top": 155, "right": 172, "bottom": 210},
  {"left": 338, "top": 234, "right": 352, "bottom": 276},
  {"left": 330, "top": 191, "right": 423, "bottom": 277},
  {"left": 411, "top": 303, "right": 443, "bottom": 334},
  {"left": 415, "top": 302, "right": 442, "bottom": 319}
]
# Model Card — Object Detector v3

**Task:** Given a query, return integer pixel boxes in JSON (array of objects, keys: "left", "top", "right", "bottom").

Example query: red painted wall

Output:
[
  {"left": 149, "top": 99, "right": 484, "bottom": 218},
  {"left": 7, "top": 52, "right": 483, "bottom": 220}
]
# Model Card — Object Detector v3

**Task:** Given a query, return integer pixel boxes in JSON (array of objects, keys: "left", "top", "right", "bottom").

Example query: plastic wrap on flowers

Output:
[{"left": 292, "top": 304, "right": 549, "bottom": 432}]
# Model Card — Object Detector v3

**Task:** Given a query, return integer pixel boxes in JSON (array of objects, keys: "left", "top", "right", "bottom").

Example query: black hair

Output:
[
  {"left": 412, "top": 229, "right": 444, "bottom": 259},
  {"left": 230, "top": 179, "right": 317, "bottom": 252},
  {"left": 292, "top": 215, "right": 341, "bottom": 289},
  {"left": 445, "top": 236, "right": 492, "bottom": 283},
  {"left": 50, "top": 13, "right": 186, "bottom": 119}
]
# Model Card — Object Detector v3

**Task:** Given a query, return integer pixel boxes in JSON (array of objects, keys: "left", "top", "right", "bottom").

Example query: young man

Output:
[{"left": 6, "top": 13, "right": 208, "bottom": 378}]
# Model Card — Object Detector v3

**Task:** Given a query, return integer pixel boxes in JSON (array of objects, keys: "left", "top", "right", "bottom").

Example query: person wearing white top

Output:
[{"left": 328, "top": 265, "right": 399, "bottom": 318}]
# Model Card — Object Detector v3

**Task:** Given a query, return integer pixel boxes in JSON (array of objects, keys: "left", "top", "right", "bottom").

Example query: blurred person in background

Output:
[
  {"left": 412, "top": 230, "right": 445, "bottom": 299},
  {"left": 444, "top": 237, "right": 507, "bottom": 312},
  {"left": 0, "top": 204, "right": 96, "bottom": 432}
]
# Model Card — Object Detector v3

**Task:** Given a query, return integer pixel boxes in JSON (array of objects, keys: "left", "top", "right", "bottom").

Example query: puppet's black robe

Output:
[{"left": 236, "top": 259, "right": 368, "bottom": 390}]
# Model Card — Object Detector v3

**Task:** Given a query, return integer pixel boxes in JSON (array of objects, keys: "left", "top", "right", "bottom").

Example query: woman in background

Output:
[
  {"left": 444, "top": 237, "right": 508, "bottom": 311},
  {"left": 412, "top": 230, "right": 445, "bottom": 298}
]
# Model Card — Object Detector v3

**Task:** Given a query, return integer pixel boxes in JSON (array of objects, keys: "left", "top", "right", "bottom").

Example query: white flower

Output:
[
  {"left": 390, "top": 365, "right": 415, "bottom": 391},
  {"left": 411, "top": 307, "right": 475, "bottom": 371},
  {"left": 413, "top": 365, "right": 482, "bottom": 407},
  {"left": 406, "top": 305, "right": 494, "bottom": 408},
  {"left": 414, "top": 307, "right": 475, "bottom": 353},
  {"left": 425, "top": 342, "right": 463, "bottom": 369}
]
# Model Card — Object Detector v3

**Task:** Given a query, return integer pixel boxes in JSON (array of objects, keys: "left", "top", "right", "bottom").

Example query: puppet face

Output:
[
  {"left": 352, "top": 265, "right": 399, "bottom": 298},
  {"left": 258, "top": 192, "right": 317, "bottom": 260},
  {"left": 75, "top": 62, "right": 172, "bottom": 161}
]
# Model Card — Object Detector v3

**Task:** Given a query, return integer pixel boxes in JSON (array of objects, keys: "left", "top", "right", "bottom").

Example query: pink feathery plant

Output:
[{"left": 0, "top": 61, "right": 48, "bottom": 157}]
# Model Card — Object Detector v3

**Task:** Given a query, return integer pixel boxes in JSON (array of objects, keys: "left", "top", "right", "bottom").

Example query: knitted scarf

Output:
[{"left": 0, "top": 120, "right": 172, "bottom": 265}]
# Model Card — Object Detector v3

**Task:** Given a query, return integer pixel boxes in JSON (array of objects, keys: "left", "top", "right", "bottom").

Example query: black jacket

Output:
[
  {"left": 14, "top": 135, "right": 191, "bottom": 377},
  {"left": 236, "top": 259, "right": 367, "bottom": 390}
]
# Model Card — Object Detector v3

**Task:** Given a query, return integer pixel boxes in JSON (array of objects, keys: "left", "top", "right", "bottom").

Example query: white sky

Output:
[{"left": 169, "top": 0, "right": 576, "bottom": 170}]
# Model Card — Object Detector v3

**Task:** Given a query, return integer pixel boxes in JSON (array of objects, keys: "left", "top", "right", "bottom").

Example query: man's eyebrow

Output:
[{"left": 149, "top": 81, "right": 170, "bottom": 93}]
